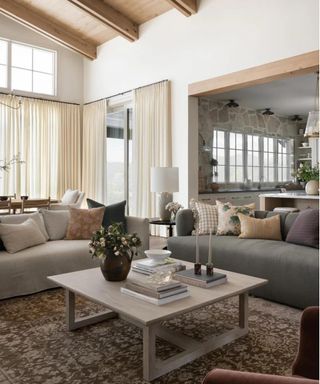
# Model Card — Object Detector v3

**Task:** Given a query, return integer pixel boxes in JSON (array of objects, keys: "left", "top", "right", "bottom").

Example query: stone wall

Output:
[{"left": 198, "top": 98, "right": 305, "bottom": 190}]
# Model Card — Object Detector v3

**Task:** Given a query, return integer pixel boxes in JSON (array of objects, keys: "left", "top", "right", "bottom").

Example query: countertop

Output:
[
  {"left": 199, "top": 188, "right": 280, "bottom": 195},
  {"left": 259, "top": 192, "right": 319, "bottom": 200}
]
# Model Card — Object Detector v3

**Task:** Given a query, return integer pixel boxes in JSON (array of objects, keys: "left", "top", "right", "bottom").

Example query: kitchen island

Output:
[{"left": 259, "top": 191, "right": 319, "bottom": 211}]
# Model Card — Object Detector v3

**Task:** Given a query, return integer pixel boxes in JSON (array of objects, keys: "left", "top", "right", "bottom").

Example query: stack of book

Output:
[
  {"left": 174, "top": 269, "right": 227, "bottom": 288},
  {"left": 132, "top": 257, "right": 186, "bottom": 275},
  {"left": 121, "top": 278, "right": 189, "bottom": 305}
]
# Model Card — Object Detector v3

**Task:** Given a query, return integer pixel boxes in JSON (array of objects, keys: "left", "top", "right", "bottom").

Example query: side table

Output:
[{"left": 149, "top": 218, "right": 176, "bottom": 237}]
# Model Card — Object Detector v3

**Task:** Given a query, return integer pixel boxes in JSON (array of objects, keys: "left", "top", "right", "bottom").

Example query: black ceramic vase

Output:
[{"left": 100, "top": 250, "right": 131, "bottom": 281}]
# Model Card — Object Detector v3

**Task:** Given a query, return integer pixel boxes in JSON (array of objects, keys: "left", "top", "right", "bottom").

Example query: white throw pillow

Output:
[
  {"left": 40, "top": 209, "right": 70, "bottom": 240},
  {"left": 0, "top": 212, "right": 49, "bottom": 241},
  {"left": 0, "top": 218, "right": 47, "bottom": 253},
  {"left": 61, "top": 189, "right": 80, "bottom": 205},
  {"left": 190, "top": 199, "right": 218, "bottom": 235}
]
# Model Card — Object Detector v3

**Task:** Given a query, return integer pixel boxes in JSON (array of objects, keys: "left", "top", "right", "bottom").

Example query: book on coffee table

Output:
[
  {"left": 125, "top": 279, "right": 188, "bottom": 299},
  {"left": 174, "top": 269, "right": 227, "bottom": 288},
  {"left": 120, "top": 287, "right": 190, "bottom": 305},
  {"left": 132, "top": 258, "right": 186, "bottom": 275}
]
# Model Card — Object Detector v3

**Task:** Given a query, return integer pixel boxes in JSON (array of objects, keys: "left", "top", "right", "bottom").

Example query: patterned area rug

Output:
[{"left": 0, "top": 289, "right": 301, "bottom": 384}]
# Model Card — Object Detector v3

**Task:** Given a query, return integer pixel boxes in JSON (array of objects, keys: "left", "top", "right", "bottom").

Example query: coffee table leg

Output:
[
  {"left": 239, "top": 292, "right": 249, "bottom": 330},
  {"left": 143, "top": 324, "right": 157, "bottom": 381},
  {"left": 65, "top": 289, "right": 117, "bottom": 331}
]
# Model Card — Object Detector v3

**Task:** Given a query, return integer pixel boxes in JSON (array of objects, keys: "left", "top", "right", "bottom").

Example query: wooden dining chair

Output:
[
  {"left": 21, "top": 197, "right": 51, "bottom": 214},
  {"left": 0, "top": 198, "right": 12, "bottom": 215}
]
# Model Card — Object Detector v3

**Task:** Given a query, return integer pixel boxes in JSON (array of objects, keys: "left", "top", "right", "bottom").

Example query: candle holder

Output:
[
  {"left": 194, "top": 263, "right": 202, "bottom": 275},
  {"left": 206, "top": 263, "right": 214, "bottom": 276}
]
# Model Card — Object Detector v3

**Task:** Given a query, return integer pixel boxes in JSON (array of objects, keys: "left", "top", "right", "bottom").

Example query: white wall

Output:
[
  {"left": 0, "top": 14, "right": 83, "bottom": 104},
  {"left": 83, "top": 0, "right": 319, "bottom": 206}
]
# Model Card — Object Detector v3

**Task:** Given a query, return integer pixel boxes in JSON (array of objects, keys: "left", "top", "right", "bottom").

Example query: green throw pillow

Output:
[{"left": 86, "top": 199, "right": 126, "bottom": 231}]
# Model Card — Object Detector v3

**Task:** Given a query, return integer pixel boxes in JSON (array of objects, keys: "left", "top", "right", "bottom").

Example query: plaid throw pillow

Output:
[
  {"left": 216, "top": 200, "right": 255, "bottom": 236},
  {"left": 190, "top": 199, "right": 218, "bottom": 235}
]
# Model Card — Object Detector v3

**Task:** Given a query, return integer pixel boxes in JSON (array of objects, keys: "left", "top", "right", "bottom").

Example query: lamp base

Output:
[{"left": 158, "top": 192, "right": 172, "bottom": 221}]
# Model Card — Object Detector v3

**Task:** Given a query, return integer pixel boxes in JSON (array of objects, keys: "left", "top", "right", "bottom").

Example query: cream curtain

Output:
[
  {"left": 0, "top": 95, "right": 81, "bottom": 199},
  {"left": 0, "top": 95, "right": 21, "bottom": 195},
  {"left": 133, "top": 81, "right": 172, "bottom": 220},
  {"left": 82, "top": 100, "right": 107, "bottom": 203}
]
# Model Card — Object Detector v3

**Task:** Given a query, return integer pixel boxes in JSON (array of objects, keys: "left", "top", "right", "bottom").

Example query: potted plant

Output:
[
  {"left": 295, "top": 163, "right": 319, "bottom": 195},
  {"left": 89, "top": 223, "right": 141, "bottom": 281},
  {"left": 165, "top": 202, "right": 183, "bottom": 221}
]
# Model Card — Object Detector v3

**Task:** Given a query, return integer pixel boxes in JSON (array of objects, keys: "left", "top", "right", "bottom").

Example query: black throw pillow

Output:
[
  {"left": 87, "top": 199, "right": 126, "bottom": 231},
  {"left": 286, "top": 208, "right": 319, "bottom": 248}
]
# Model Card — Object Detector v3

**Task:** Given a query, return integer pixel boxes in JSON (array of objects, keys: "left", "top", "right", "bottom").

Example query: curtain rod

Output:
[
  {"left": 83, "top": 79, "right": 169, "bottom": 106},
  {"left": 0, "top": 92, "right": 80, "bottom": 106}
]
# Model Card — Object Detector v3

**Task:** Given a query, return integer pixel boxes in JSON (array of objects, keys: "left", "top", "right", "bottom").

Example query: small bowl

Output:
[
  {"left": 21, "top": 195, "right": 29, "bottom": 201},
  {"left": 144, "top": 249, "right": 172, "bottom": 261},
  {"left": 302, "top": 142, "right": 309, "bottom": 147},
  {"left": 0, "top": 196, "right": 8, "bottom": 201}
]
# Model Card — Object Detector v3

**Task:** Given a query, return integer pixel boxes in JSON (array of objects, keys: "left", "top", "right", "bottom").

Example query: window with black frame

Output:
[{"left": 106, "top": 106, "right": 133, "bottom": 214}]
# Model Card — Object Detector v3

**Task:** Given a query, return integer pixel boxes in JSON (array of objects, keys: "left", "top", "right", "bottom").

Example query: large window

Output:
[
  {"left": 212, "top": 130, "right": 293, "bottom": 184},
  {"left": 106, "top": 106, "right": 133, "bottom": 214},
  {"left": 0, "top": 38, "right": 56, "bottom": 96}
]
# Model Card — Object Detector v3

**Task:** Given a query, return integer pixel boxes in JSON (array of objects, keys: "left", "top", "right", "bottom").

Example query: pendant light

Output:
[
  {"left": 262, "top": 108, "right": 274, "bottom": 116},
  {"left": 304, "top": 72, "right": 319, "bottom": 138},
  {"left": 225, "top": 99, "right": 239, "bottom": 108}
]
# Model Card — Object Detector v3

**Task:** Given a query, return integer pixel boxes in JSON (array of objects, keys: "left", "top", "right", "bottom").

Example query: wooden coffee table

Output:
[{"left": 48, "top": 261, "right": 267, "bottom": 381}]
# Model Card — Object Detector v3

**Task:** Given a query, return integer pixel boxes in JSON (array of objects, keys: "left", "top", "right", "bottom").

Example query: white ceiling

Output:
[{"left": 207, "top": 73, "right": 317, "bottom": 119}]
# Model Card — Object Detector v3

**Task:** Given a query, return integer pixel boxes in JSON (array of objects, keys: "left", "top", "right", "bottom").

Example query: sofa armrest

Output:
[
  {"left": 125, "top": 216, "right": 149, "bottom": 257},
  {"left": 176, "top": 209, "right": 194, "bottom": 236},
  {"left": 202, "top": 369, "right": 318, "bottom": 384},
  {"left": 292, "top": 307, "right": 319, "bottom": 380}
]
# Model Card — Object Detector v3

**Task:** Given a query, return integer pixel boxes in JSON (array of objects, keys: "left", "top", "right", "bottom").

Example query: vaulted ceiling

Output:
[{"left": 0, "top": 0, "right": 198, "bottom": 60}]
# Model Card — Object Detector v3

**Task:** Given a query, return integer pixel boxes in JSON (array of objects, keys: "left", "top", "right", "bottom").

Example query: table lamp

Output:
[{"left": 151, "top": 167, "right": 179, "bottom": 220}]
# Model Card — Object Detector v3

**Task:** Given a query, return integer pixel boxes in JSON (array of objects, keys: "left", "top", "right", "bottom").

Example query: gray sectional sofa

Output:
[
  {"left": 0, "top": 213, "right": 149, "bottom": 300},
  {"left": 167, "top": 209, "right": 319, "bottom": 309}
]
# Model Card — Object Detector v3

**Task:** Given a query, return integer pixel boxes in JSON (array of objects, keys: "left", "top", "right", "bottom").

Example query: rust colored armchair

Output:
[{"left": 203, "top": 307, "right": 319, "bottom": 384}]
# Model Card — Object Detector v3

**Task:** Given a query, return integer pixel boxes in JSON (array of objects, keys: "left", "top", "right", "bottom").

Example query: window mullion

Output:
[
  {"left": 225, "top": 131, "right": 229, "bottom": 183},
  {"left": 8, "top": 41, "right": 11, "bottom": 91},
  {"left": 243, "top": 133, "right": 248, "bottom": 182}
]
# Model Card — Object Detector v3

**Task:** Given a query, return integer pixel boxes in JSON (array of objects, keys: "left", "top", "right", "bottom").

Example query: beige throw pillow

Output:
[
  {"left": 0, "top": 218, "right": 47, "bottom": 253},
  {"left": 238, "top": 213, "right": 282, "bottom": 241},
  {"left": 216, "top": 200, "right": 255, "bottom": 236},
  {"left": 0, "top": 212, "right": 49, "bottom": 241},
  {"left": 40, "top": 209, "right": 70, "bottom": 240},
  {"left": 190, "top": 199, "right": 218, "bottom": 235},
  {"left": 65, "top": 207, "right": 105, "bottom": 240}
]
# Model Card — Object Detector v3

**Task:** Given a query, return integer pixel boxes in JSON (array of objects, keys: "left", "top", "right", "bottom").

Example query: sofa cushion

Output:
[
  {"left": 61, "top": 189, "right": 79, "bottom": 204},
  {"left": 87, "top": 199, "right": 126, "bottom": 230},
  {"left": 216, "top": 200, "right": 255, "bottom": 236},
  {"left": 286, "top": 209, "right": 319, "bottom": 248},
  {"left": 283, "top": 212, "right": 299, "bottom": 239},
  {"left": 0, "top": 240, "right": 99, "bottom": 299},
  {"left": 0, "top": 211, "right": 49, "bottom": 241},
  {"left": 238, "top": 213, "right": 282, "bottom": 241},
  {"left": 65, "top": 207, "right": 105, "bottom": 240},
  {"left": 189, "top": 199, "right": 218, "bottom": 235},
  {"left": 266, "top": 211, "right": 288, "bottom": 240},
  {"left": 167, "top": 234, "right": 319, "bottom": 309},
  {"left": 0, "top": 218, "right": 47, "bottom": 253},
  {"left": 41, "top": 209, "right": 70, "bottom": 240}
]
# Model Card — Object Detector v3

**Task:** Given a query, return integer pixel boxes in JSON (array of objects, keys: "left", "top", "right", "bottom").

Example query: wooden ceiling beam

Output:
[
  {"left": 188, "top": 51, "right": 320, "bottom": 96},
  {"left": 165, "top": 0, "right": 197, "bottom": 16},
  {"left": 0, "top": 0, "right": 96, "bottom": 60},
  {"left": 67, "top": 0, "right": 139, "bottom": 42}
]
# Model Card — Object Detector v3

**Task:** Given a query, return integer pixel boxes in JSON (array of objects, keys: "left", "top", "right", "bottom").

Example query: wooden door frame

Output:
[{"left": 188, "top": 50, "right": 319, "bottom": 97}]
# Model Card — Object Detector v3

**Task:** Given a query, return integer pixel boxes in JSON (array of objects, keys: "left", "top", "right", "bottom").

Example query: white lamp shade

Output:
[{"left": 150, "top": 167, "right": 179, "bottom": 193}]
